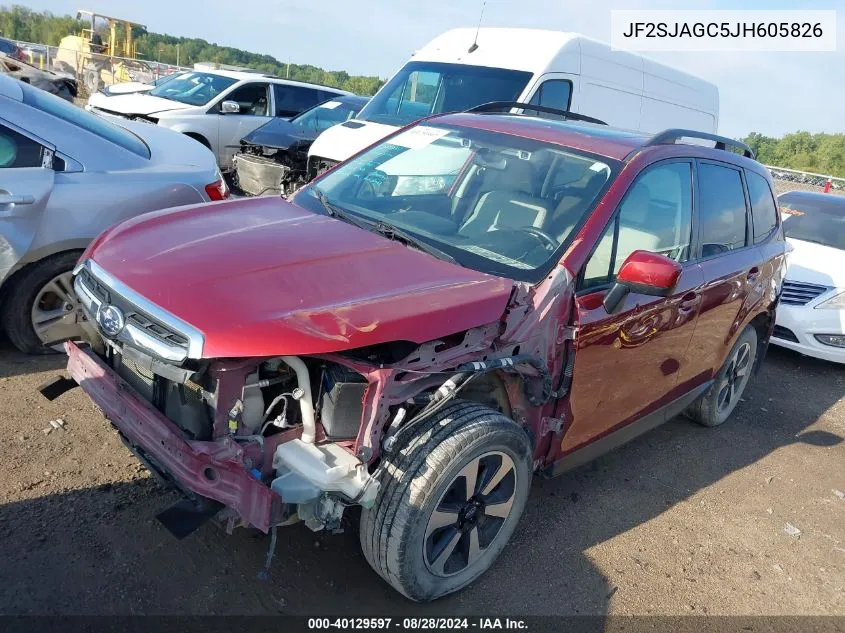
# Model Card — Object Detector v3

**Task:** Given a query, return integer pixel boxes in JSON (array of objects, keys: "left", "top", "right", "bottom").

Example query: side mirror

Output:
[
  {"left": 602, "top": 250, "right": 682, "bottom": 314},
  {"left": 220, "top": 100, "right": 240, "bottom": 114}
]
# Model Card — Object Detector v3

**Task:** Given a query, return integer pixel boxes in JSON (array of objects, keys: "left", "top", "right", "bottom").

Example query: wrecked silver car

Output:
[{"left": 0, "top": 52, "right": 77, "bottom": 102}]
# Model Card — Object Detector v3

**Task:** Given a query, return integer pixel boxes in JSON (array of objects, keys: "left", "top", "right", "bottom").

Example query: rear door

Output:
[
  {"left": 0, "top": 121, "right": 55, "bottom": 281},
  {"left": 679, "top": 160, "right": 767, "bottom": 386},
  {"left": 563, "top": 160, "right": 704, "bottom": 453}
]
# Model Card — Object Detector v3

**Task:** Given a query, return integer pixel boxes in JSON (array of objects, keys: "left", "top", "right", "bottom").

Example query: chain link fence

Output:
[
  {"left": 12, "top": 38, "right": 191, "bottom": 100},
  {"left": 766, "top": 165, "right": 845, "bottom": 197}
]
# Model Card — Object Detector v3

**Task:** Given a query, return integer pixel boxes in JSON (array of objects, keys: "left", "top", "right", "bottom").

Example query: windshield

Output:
[
  {"left": 292, "top": 99, "right": 363, "bottom": 134},
  {"left": 148, "top": 71, "right": 237, "bottom": 105},
  {"left": 300, "top": 123, "right": 615, "bottom": 282},
  {"left": 22, "top": 82, "right": 150, "bottom": 159},
  {"left": 356, "top": 61, "right": 532, "bottom": 127},
  {"left": 781, "top": 194, "right": 845, "bottom": 250}
]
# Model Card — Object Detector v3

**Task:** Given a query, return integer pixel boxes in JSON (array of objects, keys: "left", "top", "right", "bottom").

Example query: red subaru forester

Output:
[{"left": 48, "top": 104, "right": 786, "bottom": 601}]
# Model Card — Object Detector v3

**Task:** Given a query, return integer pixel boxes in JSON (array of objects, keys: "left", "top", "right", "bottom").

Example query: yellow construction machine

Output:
[{"left": 53, "top": 9, "right": 154, "bottom": 94}]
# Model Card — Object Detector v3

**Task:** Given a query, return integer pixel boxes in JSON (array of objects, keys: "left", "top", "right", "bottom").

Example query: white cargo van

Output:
[{"left": 307, "top": 27, "right": 719, "bottom": 178}]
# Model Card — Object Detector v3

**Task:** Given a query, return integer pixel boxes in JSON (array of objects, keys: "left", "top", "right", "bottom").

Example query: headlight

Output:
[{"left": 815, "top": 290, "right": 845, "bottom": 309}]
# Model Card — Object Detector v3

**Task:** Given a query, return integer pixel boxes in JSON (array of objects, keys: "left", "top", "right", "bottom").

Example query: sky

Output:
[{"left": 22, "top": 0, "right": 845, "bottom": 138}]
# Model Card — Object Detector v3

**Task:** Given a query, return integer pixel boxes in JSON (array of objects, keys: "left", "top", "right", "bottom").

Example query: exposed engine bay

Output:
[{"left": 233, "top": 140, "right": 309, "bottom": 197}]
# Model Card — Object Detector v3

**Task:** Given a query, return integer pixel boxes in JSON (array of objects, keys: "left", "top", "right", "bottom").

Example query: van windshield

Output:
[{"left": 356, "top": 61, "right": 532, "bottom": 127}]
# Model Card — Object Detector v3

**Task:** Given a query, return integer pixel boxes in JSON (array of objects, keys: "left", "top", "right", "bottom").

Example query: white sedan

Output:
[{"left": 773, "top": 190, "right": 845, "bottom": 363}]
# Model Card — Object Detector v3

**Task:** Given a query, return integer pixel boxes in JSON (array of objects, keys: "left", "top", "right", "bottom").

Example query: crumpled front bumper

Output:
[{"left": 65, "top": 341, "right": 277, "bottom": 531}]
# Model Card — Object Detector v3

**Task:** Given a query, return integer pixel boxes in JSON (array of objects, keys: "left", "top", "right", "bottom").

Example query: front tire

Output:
[
  {"left": 360, "top": 400, "right": 533, "bottom": 601},
  {"left": 1, "top": 252, "right": 85, "bottom": 354},
  {"left": 686, "top": 325, "right": 758, "bottom": 427}
]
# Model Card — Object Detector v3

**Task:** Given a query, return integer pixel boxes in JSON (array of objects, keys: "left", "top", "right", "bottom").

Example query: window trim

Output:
[
  {"left": 692, "top": 158, "right": 754, "bottom": 262},
  {"left": 576, "top": 157, "right": 696, "bottom": 294},
  {"left": 745, "top": 168, "right": 781, "bottom": 245}
]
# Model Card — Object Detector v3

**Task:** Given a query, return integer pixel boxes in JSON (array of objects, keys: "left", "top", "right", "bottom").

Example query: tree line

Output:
[
  {"left": 0, "top": 4, "right": 385, "bottom": 95},
  {"left": 743, "top": 132, "right": 845, "bottom": 178}
]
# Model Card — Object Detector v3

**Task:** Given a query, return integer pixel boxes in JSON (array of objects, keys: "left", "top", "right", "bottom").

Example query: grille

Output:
[
  {"left": 772, "top": 325, "right": 799, "bottom": 343},
  {"left": 781, "top": 280, "right": 829, "bottom": 306},
  {"left": 78, "top": 268, "right": 189, "bottom": 352},
  {"left": 116, "top": 354, "right": 155, "bottom": 401}
]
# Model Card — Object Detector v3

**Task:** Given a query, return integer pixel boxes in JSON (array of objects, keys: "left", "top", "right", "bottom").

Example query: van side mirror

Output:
[
  {"left": 602, "top": 250, "right": 682, "bottom": 314},
  {"left": 220, "top": 100, "right": 240, "bottom": 114}
]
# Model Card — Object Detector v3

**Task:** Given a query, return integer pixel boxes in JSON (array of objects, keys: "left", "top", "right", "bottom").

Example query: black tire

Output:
[
  {"left": 83, "top": 68, "right": 100, "bottom": 93},
  {"left": 686, "top": 325, "right": 758, "bottom": 427},
  {"left": 1, "top": 252, "right": 84, "bottom": 355},
  {"left": 360, "top": 400, "right": 533, "bottom": 601}
]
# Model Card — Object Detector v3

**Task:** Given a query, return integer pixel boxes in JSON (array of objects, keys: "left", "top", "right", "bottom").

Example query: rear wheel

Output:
[
  {"left": 686, "top": 325, "right": 758, "bottom": 427},
  {"left": 360, "top": 400, "right": 533, "bottom": 601},
  {"left": 1, "top": 252, "right": 86, "bottom": 354}
]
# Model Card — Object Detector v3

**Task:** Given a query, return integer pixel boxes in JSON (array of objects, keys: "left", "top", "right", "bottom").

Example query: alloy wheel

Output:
[
  {"left": 30, "top": 271, "right": 85, "bottom": 348},
  {"left": 423, "top": 451, "right": 518, "bottom": 577},
  {"left": 716, "top": 341, "right": 752, "bottom": 414}
]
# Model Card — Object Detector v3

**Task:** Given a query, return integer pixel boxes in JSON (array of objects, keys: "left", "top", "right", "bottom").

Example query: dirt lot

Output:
[{"left": 0, "top": 340, "right": 843, "bottom": 616}]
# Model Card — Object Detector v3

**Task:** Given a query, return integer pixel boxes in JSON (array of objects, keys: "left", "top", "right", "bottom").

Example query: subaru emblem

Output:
[{"left": 96, "top": 304, "right": 125, "bottom": 337}]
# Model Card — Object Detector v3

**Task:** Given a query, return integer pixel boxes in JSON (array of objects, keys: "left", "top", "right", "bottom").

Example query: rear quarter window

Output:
[{"left": 746, "top": 170, "right": 779, "bottom": 243}]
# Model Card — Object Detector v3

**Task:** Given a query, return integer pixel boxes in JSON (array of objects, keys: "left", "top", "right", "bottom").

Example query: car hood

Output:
[
  {"left": 307, "top": 119, "right": 397, "bottom": 162},
  {"left": 87, "top": 196, "right": 513, "bottom": 358},
  {"left": 241, "top": 117, "right": 314, "bottom": 150},
  {"left": 88, "top": 90, "right": 194, "bottom": 115},
  {"left": 786, "top": 237, "right": 845, "bottom": 288}
]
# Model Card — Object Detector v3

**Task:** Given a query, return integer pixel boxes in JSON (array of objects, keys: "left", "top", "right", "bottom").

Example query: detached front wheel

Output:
[{"left": 360, "top": 400, "right": 533, "bottom": 601}]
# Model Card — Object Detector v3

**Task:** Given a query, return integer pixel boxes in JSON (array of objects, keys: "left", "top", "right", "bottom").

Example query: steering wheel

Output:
[{"left": 520, "top": 226, "right": 559, "bottom": 251}]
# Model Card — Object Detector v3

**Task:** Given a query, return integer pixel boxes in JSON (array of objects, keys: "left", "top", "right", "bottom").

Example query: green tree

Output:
[{"left": 0, "top": 4, "right": 384, "bottom": 95}]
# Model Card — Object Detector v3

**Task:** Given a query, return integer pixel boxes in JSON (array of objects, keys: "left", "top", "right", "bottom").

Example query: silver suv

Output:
[{"left": 0, "top": 73, "right": 226, "bottom": 353}]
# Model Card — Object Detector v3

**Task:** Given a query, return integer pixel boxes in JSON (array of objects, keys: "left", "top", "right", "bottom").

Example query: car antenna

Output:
[{"left": 468, "top": 0, "right": 486, "bottom": 53}]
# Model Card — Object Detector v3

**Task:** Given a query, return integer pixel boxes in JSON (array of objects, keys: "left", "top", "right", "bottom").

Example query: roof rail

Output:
[
  {"left": 645, "top": 129, "right": 755, "bottom": 159},
  {"left": 466, "top": 101, "right": 607, "bottom": 125}
]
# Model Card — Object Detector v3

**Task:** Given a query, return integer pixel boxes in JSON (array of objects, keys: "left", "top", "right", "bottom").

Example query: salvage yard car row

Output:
[{"left": 0, "top": 26, "right": 842, "bottom": 606}]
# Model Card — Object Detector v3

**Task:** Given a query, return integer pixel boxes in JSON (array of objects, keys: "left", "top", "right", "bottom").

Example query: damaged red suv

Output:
[{"left": 50, "top": 104, "right": 786, "bottom": 601}]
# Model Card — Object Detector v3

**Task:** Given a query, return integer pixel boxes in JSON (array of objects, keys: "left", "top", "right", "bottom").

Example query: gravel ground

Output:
[{"left": 0, "top": 340, "right": 843, "bottom": 616}]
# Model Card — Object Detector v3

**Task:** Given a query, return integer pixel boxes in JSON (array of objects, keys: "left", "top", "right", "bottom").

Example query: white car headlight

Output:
[{"left": 815, "top": 290, "right": 845, "bottom": 310}]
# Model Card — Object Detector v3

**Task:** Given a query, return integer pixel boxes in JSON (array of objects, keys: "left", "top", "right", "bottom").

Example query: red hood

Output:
[{"left": 88, "top": 196, "right": 513, "bottom": 358}]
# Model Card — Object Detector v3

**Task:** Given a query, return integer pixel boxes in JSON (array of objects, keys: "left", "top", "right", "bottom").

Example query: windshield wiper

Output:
[
  {"left": 372, "top": 221, "right": 458, "bottom": 265},
  {"left": 313, "top": 189, "right": 376, "bottom": 233},
  {"left": 312, "top": 190, "right": 458, "bottom": 265}
]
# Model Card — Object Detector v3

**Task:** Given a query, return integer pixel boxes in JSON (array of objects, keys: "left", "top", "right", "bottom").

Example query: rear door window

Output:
[
  {"left": 746, "top": 170, "right": 779, "bottom": 243},
  {"left": 697, "top": 163, "right": 748, "bottom": 257},
  {"left": 272, "top": 84, "right": 322, "bottom": 117}
]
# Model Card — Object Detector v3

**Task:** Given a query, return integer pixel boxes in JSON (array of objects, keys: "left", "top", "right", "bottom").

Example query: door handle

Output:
[
  {"left": 747, "top": 266, "right": 761, "bottom": 282},
  {"left": 679, "top": 292, "right": 700, "bottom": 310},
  {"left": 0, "top": 193, "right": 35, "bottom": 205}
]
